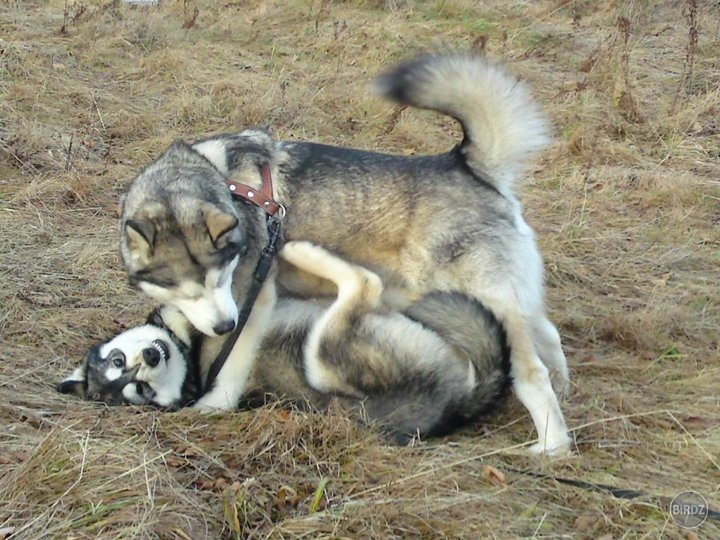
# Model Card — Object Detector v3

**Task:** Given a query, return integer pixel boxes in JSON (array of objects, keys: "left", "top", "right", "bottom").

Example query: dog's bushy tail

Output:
[
  {"left": 374, "top": 52, "right": 549, "bottom": 196},
  {"left": 404, "top": 291, "right": 511, "bottom": 418}
]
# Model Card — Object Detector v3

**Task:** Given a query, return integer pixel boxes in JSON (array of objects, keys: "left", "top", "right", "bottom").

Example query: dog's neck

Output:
[
  {"left": 148, "top": 307, "right": 190, "bottom": 346},
  {"left": 223, "top": 163, "right": 285, "bottom": 219}
]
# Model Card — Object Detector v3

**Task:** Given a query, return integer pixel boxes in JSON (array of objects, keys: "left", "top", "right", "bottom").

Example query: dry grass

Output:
[{"left": 1, "top": 0, "right": 719, "bottom": 538}]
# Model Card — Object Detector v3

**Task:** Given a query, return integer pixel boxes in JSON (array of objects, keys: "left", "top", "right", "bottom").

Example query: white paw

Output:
[
  {"left": 193, "top": 390, "right": 235, "bottom": 412},
  {"left": 280, "top": 241, "right": 319, "bottom": 261},
  {"left": 528, "top": 433, "right": 572, "bottom": 456},
  {"left": 358, "top": 268, "right": 383, "bottom": 301}
]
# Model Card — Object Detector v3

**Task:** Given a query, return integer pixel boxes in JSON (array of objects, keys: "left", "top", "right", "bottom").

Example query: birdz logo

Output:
[{"left": 669, "top": 491, "right": 708, "bottom": 529}]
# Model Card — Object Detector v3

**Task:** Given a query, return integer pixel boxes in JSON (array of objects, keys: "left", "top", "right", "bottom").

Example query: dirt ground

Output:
[{"left": 1, "top": 1, "right": 718, "bottom": 538}]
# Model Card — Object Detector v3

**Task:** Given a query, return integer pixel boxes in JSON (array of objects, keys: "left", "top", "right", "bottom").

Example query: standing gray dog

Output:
[{"left": 119, "top": 52, "right": 571, "bottom": 454}]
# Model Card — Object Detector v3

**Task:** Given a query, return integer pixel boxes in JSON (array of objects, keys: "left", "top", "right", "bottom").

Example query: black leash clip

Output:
[{"left": 254, "top": 214, "right": 283, "bottom": 281}]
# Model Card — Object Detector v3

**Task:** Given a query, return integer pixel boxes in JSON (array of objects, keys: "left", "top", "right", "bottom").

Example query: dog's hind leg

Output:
[
  {"left": 482, "top": 292, "right": 571, "bottom": 455},
  {"left": 532, "top": 315, "right": 570, "bottom": 397},
  {"left": 280, "top": 241, "right": 382, "bottom": 396}
]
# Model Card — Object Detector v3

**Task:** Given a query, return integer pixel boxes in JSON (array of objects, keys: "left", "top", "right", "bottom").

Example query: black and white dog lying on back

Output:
[{"left": 59, "top": 241, "right": 510, "bottom": 444}]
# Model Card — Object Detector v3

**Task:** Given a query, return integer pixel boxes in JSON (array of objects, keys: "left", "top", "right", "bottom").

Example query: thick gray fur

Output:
[
  {"left": 60, "top": 242, "right": 511, "bottom": 445},
  {"left": 119, "top": 52, "right": 571, "bottom": 453}
]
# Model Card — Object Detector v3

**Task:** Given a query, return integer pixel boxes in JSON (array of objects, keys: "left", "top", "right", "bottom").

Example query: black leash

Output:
[
  {"left": 204, "top": 215, "right": 282, "bottom": 394},
  {"left": 506, "top": 466, "right": 720, "bottom": 524},
  {"left": 506, "top": 466, "right": 644, "bottom": 499}
]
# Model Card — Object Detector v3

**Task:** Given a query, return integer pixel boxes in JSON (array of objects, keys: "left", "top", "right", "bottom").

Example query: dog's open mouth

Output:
[
  {"left": 151, "top": 339, "right": 169, "bottom": 363},
  {"left": 140, "top": 340, "right": 169, "bottom": 368}
]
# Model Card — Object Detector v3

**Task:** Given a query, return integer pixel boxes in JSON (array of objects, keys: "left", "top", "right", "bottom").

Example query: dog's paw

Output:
[
  {"left": 193, "top": 391, "right": 235, "bottom": 412},
  {"left": 357, "top": 268, "right": 384, "bottom": 307},
  {"left": 280, "top": 241, "right": 320, "bottom": 262},
  {"left": 528, "top": 433, "right": 572, "bottom": 457}
]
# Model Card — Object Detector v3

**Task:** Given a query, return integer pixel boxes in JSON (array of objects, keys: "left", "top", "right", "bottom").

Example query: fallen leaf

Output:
[
  {"left": 166, "top": 455, "right": 185, "bottom": 468},
  {"left": 276, "top": 485, "right": 300, "bottom": 508},
  {"left": 175, "top": 446, "right": 199, "bottom": 458},
  {"left": 681, "top": 416, "right": 715, "bottom": 429},
  {"left": 194, "top": 479, "right": 215, "bottom": 491},
  {"left": 482, "top": 464, "right": 506, "bottom": 487}
]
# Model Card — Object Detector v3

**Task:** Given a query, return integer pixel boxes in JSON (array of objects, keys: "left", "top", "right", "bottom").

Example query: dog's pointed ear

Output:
[
  {"left": 201, "top": 204, "right": 238, "bottom": 246},
  {"left": 124, "top": 218, "right": 155, "bottom": 261},
  {"left": 56, "top": 365, "right": 88, "bottom": 399}
]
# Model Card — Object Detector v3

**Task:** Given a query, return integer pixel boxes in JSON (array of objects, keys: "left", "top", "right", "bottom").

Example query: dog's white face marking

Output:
[
  {"left": 95, "top": 325, "right": 188, "bottom": 407},
  {"left": 105, "top": 366, "right": 124, "bottom": 381},
  {"left": 139, "top": 256, "right": 240, "bottom": 337},
  {"left": 100, "top": 326, "right": 168, "bottom": 371}
]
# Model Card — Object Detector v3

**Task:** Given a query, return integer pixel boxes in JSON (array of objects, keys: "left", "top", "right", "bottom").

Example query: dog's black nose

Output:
[
  {"left": 213, "top": 320, "right": 236, "bottom": 335},
  {"left": 143, "top": 347, "right": 161, "bottom": 368}
]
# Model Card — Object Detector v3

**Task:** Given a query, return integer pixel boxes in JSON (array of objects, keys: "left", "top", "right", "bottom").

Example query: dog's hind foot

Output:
[
  {"left": 528, "top": 432, "right": 573, "bottom": 456},
  {"left": 193, "top": 388, "right": 236, "bottom": 412},
  {"left": 281, "top": 241, "right": 384, "bottom": 307}
]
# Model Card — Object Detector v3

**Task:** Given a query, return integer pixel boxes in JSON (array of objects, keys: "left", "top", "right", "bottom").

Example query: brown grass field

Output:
[{"left": 1, "top": 0, "right": 719, "bottom": 538}]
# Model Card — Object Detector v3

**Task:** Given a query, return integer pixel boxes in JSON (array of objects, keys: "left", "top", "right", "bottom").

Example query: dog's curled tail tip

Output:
[
  {"left": 375, "top": 52, "right": 551, "bottom": 194},
  {"left": 372, "top": 52, "right": 435, "bottom": 103}
]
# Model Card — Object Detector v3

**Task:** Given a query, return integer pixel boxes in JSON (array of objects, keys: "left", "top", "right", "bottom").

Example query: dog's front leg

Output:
[{"left": 194, "top": 278, "right": 278, "bottom": 411}]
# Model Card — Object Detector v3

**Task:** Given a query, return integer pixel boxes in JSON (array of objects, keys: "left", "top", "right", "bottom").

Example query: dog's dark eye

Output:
[{"left": 107, "top": 349, "right": 126, "bottom": 368}]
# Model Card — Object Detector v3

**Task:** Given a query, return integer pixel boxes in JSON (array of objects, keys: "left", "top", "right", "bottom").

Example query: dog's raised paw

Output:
[
  {"left": 279, "top": 240, "right": 320, "bottom": 262},
  {"left": 356, "top": 268, "right": 384, "bottom": 306}
]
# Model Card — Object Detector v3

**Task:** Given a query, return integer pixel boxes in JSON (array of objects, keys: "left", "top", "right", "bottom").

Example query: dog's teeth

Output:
[{"left": 152, "top": 340, "right": 168, "bottom": 362}]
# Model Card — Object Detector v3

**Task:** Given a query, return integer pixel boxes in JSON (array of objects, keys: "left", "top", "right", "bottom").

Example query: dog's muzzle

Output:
[{"left": 143, "top": 340, "right": 169, "bottom": 368}]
